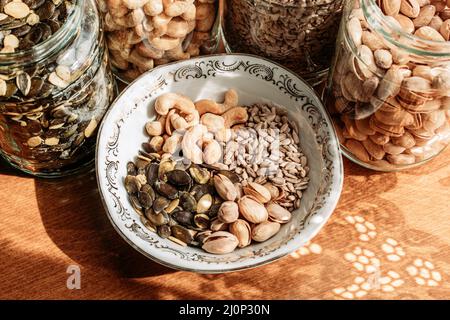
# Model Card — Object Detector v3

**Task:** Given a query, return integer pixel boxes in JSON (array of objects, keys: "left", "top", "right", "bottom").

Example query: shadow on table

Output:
[
  {"left": 33, "top": 169, "right": 176, "bottom": 281},
  {"left": 0, "top": 157, "right": 29, "bottom": 178}
]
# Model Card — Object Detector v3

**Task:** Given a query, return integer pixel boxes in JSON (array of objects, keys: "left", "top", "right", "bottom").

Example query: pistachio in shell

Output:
[
  {"left": 263, "top": 183, "right": 280, "bottom": 200},
  {"left": 218, "top": 170, "right": 240, "bottom": 184},
  {"left": 202, "top": 231, "right": 239, "bottom": 254},
  {"left": 166, "top": 169, "right": 192, "bottom": 186},
  {"left": 210, "top": 218, "right": 228, "bottom": 232},
  {"left": 218, "top": 201, "right": 239, "bottom": 223},
  {"left": 251, "top": 221, "right": 281, "bottom": 242},
  {"left": 238, "top": 196, "right": 269, "bottom": 224},
  {"left": 243, "top": 182, "right": 272, "bottom": 203},
  {"left": 195, "top": 230, "right": 212, "bottom": 244},
  {"left": 266, "top": 202, "right": 292, "bottom": 224},
  {"left": 213, "top": 174, "right": 238, "bottom": 201},
  {"left": 229, "top": 219, "right": 252, "bottom": 248}
]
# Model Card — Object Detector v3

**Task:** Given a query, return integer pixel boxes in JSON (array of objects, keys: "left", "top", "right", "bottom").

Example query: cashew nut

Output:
[
  {"left": 104, "top": 13, "right": 122, "bottom": 31},
  {"left": 135, "top": 40, "right": 164, "bottom": 59},
  {"left": 107, "top": 29, "right": 142, "bottom": 45},
  {"left": 145, "top": 115, "right": 166, "bottom": 136},
  {"left": 166, "top": 17, "right": 190, "bottom": 38},
  {"left": 215, "top": 128, "right": 233, "bottom": 142},
  {"left": 122, "top": 0, "right": 149, "bottom": 10},
  {"left": 163, "top": 0, "right": 193, "bottom": 17},
  {"left": 223, "top": 107, "right": 249, "bottom": 128},
  {"left": 163, "top": 132, "right": 183, "bottom": 154},
  {"left": 195, "top": 89, "right": 239, "bottom": 115},
  {"left": 200, "top": 113, "right": 225, "bottom": 132},
  {"left": 143, "top": 0, "right": 163, "bottom": 16},
  {"left": 112, "top": 8, "right": 145, "bottom": 28},
  {"left": 127, "top": 49, "right": 154, "bottom": 71},
  {"left": 109, "top": 49, "right": 129, "bottom": 70},
  {"left": 181, "top": 124, "right": 207, "bottom": 164},
  {"left": 186, "top": 43, "right": 200, "bottom": 56},
  {"left": 148, "top": 35, "right": 180, "bottom": 51},
  {"left": 154, "top": 92, "right": 196, "bottom": 116},
  {"left": 181, "top": 3, "right": 196, "bottom": 20},
  {"left": 109, "top": 4, "right": 128, "bottom": 18},
  {"left": 152, "top": 13, "right": 172, "bottom": 37},
  {"left": 163, "top": 43, "right": 190, "bottom": 60},
  {"left": 181, "top": 124, "right": 222, "bottom": 164}
]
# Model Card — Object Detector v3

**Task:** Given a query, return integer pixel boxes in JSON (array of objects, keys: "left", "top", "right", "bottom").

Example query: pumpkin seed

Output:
[{"left": 15, "top": 72, "right": 31, "bottom": 96}]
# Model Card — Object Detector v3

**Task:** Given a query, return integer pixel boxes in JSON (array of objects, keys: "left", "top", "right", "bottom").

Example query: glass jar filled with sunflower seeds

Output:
[
  {"left": 0, "top": 0, "right": 116, "bottom": 177},
  {"left": 222, "top": 0, "right": 344, "bottom": 86}
]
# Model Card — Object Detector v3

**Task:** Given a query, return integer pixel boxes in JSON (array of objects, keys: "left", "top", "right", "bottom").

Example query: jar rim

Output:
[
  {"left": 0, "top": 0, "right": 82, "bottom": 65},
  {"left": 362, "top": 0, "right": 450, "bottom": 57}
]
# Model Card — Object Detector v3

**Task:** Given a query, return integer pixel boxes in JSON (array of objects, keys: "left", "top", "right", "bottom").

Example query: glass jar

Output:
[
  {"left": 98, "top": 0, "right": 220, "bottom": 83},
  {"left": 222, "top": 0, "right": 344, "bottom": 86},
  {"left": 0, "top": 0, "right": 116, "bottom": 177},
  {"left": 324, "top": 0, "right": 450, "bottom": 171}
]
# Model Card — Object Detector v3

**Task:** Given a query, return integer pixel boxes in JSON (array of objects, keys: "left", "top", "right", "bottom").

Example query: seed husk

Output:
[
  {"left": 189, "top": 166, "right": 210, "bottom": 184},
  {"left": 179, "top": 191, "right": 197, "bottom": 211},
  {"left": 4, "top": 2, "right": 30, "bottom": 19},
  {"left": 16, "top": 72, "right": 31, "bottom": 96},
  {"left": 166, "top": 169, "right": 192, "bottom": 186},
  {"left": 125, "top": 175, "right": 141, "bottom": 194},
  {"left": 196, "top": 193, "right": 213, "bottom": 213},
  {"left": 171, "top": 225, "right": 196, "bottom": 244},
  {"left": 194, "top": 213, "right": 210, "bottom": 229},
  {"left": 154, "top": 180, "right": 178, "bottom": 199},
  {"left": 157, "top": 225, "right": 171, "bottom": 238},
  {"left": 172, "top": 210, "right": 194, "bottom": 227},
  {"left": 153, "top": 196, "right": 170, "bottom": 214}
]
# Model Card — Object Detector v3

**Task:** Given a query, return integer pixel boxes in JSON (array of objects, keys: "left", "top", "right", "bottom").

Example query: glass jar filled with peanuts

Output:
[
  {"left": 324, "top": 0, "right": 450, "bottom": 170},
  {"left": 98, "top": 0, "right": 219, "bottom": 83},
  {"left": 222, "top": 0, "right": 344, "bottom": 86},
  {"left": 0, "top": 0, "right": 116, "bottom": 177}
]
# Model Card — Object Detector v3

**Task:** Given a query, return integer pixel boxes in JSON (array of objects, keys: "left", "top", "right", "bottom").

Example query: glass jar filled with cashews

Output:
[
  {"left": 0, "top": 0, "right": 116, "bottom": 177},
  {"left": 98, "top": 0, "right": 220, "bottom": 83},
  {"left": 324, "top": 0, "right": 450, "bottom": 170}
]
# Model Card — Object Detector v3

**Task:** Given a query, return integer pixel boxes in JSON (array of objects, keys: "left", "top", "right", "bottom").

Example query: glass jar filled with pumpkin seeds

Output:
[
  {"left": 0, "top": 0, "right": 116, "bottom": 177},
  {"left": 324, "top": 0, "right": 450, "bottom": 171}
]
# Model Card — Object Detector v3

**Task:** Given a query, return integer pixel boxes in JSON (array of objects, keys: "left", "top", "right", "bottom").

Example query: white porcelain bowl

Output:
[{"left": 96, "top": 54, "right": 343, "bottom": 273}]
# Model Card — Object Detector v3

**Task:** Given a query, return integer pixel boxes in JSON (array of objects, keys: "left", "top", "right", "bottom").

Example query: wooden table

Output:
[{"left": 0, "top": 147, "right": 449, "bottom": 300}]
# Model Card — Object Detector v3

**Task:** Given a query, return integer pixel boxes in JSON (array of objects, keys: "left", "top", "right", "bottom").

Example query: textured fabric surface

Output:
[{"left": 0, "top": 148, "right": 449, "bottom": 300}]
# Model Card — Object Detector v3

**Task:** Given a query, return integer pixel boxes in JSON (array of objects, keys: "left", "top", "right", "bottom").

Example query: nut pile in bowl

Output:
[{"left": 124, "top": 89, "right": 310, "bottom": 254}]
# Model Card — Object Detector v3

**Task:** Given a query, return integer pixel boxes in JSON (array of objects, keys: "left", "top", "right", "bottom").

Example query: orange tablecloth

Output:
[{"left": 0, "top": 147, "right": 449, "bottom": 299}]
